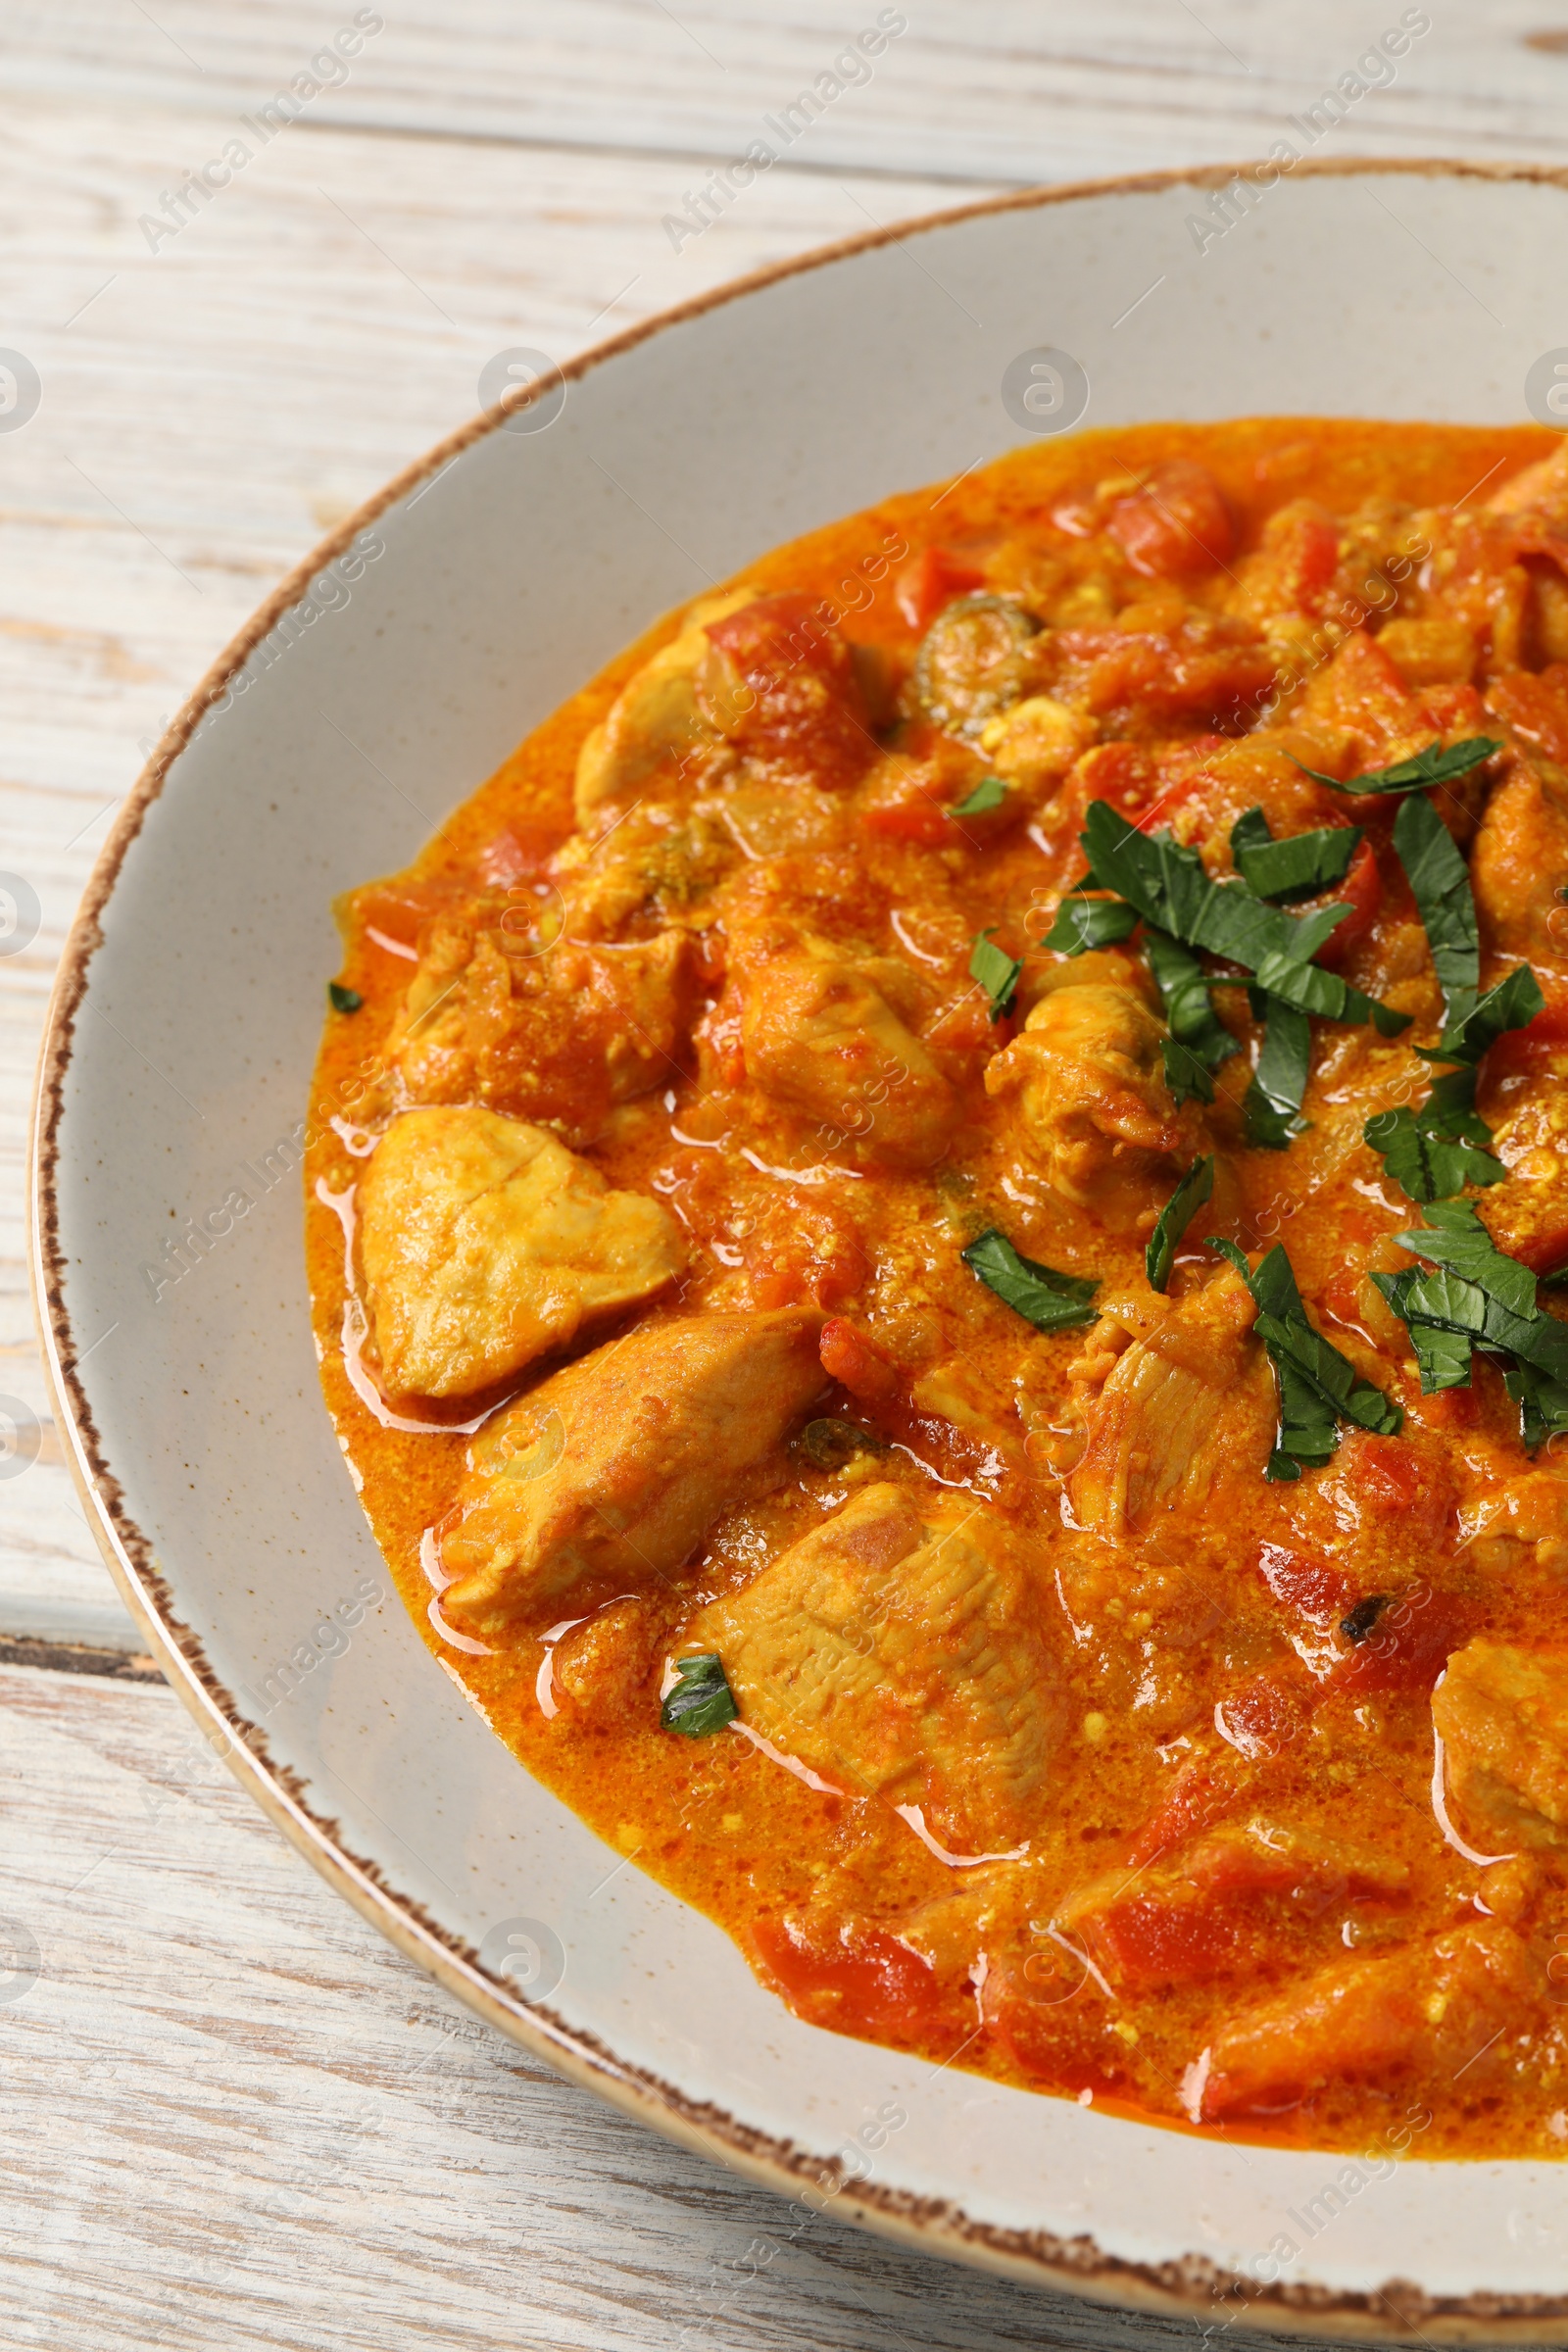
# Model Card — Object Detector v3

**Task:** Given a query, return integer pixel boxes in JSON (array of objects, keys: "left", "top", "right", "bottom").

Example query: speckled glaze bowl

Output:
[{"left": 31, "top": 160, "right": 1568, "bottom": 2341}]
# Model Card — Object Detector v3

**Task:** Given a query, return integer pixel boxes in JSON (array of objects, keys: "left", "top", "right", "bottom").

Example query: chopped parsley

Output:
[
  {"left": 1210, "top": 1239, "right": 1401, "bottom": 1479},
  {"left": 1429, "top": 961, "right": 1544, "bottom": 1065},
  {"left": 1372, "top": 1200, "right": 1568, "bottom": 1446},
  {"left": 1230, "top": 808, "right": 1363, "bottom": 905},
  {"left": 951, "top": 774, "right": 1008, "bottom": 816},
  {"left": 961, "top": 1228, "right": 1100, "bottom": 1332},
  {"left": 1390, "top": 792, "right": 1478, "bottom": 1027},
  {"left": 1244, "top": 999, "right": 1312, "bottom": 1150},
  {"left": 1363, "top": 1099, "right": 1504, "bottom": 1204},
  {"left": 969, "top": 929, "right": 1022, "bottom": 1022},
  {"left": 1146, "top": 1156, "right": 1214, "bottom": 1294},
  {"left": 328, "top": 981, "right": 364, "bottom": 1013},
  {"left": 1145, "top": 928, "right": 1241, "bottom": 1089},
  {"left": 1044, "top": 893, "right": 1140, "bottom": 955},
  {"left": 661, "top": 1654, "right": 739, "bottom": 1738},
  {"left": 1293, "top": 736, "right": 1501, "bottom": 798}
]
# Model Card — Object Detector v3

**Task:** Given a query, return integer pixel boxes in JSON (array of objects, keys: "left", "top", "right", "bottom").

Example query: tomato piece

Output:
[
  {"left": 1254, "top": 1544, "right": 1354, "bottom": 1626},
  {"left": 1310, "top": 837, "right": 1382, "bottom": 971},
  {"left": 819, "top": 1317, "right": 902, "bottom": 1403},
  {"left": 703, "top": 591, "right": 872, "bottom": 789},
  {"left": 1214, "top": 1672, "right": 1313, "bottom": 1760},
  {"left": 1269, "top": 506, "right": 1342, "bottom": 612},
  {"left": 1486, "top": 662, "right": 1568, "bottom": 765},
  {"left": 1323, "top": 1430, "right": 1456, "bottom": 1554},
  {"left": 473, "top": 819, "right": 567, "bottom": 889},
  {"left": 341, "top": 872, "right": 469, "bottom": 956},
  {"left": 749, "top": 1916, "right": 945, "bottom": 2040},
  {"left": 1107, "top": 461, "right": 1234, "bottom": 578},
  {"left": 895, "top": 546, "right": 986, "bottom": 632},
  {"left": 1092, "top": 1890, "right": 1242, "bottom": 1988},
  {"left": 1328, "top": 1581, "right": 1469, "bottom": 1694},
  {"left": 1124, "top": 1756, "right": 1246, "bottom": 1868},
  {"left": 744, "top": 1204, "right": 867, "bottom": 1312},
  {"left": 858, "top": 791, "right": 955, "bottom": 847}
]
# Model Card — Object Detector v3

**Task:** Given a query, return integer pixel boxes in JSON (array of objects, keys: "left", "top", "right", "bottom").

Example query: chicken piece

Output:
[
  {"left": 1376, "top": 614, "right": 1477, "bottom": 688},
  {"left": 359, "top": 1108, "right": 683, "bottom": 1400},
  {"left": 1434, "top": 1639, "right": 1568, "bottom": 1853},
  {"left": 1469, "top": 753, "right": 1568, "bottom": 962},
  {"left": 551, "top": 802, "right": 734, "bottom": 939},
  {"left": 985, "top": 966, "right": 1202, "bottom": 1234},
  {"left": 690, "top": 1481, "right": 1065, "bottom": 1853},
  {"left": 1488, "top": 440, "right": 1568, "bottom": 523},
  {"left": 1488, "top": 662, "right": 1568, "bottom": 766},
  {"left": 1184, "top": 1921, "right": 1535, "bottom": 2123},
  {"left": 1067, "top": 1268, "right": 1274, "bottom": 1535},
  {"left": 736, "top": 933, "right": 956, "bottom": 1168},
  {"left": 387, "top": 918, "right": 692, "bottom": 1146},
  {"left": 976, "top": 694, "right": 1095, "bottom": 793},
  {"left": 1061, "top": 1817, "right": 1410, "bottom": 1990},
  {"left": 574, "top": 586, "right": 758, "bottom": 819},
  {"left": 551, "top": 1597, "right": 658, "bottom": 1721},
  {"left": 437, "top": 1308, "right": 826, "bottom": 1642}
]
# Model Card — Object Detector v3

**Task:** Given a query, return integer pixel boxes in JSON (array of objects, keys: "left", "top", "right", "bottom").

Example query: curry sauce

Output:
[{"left": 307, "top": 419, "right": 1568, "bottom": 2157}]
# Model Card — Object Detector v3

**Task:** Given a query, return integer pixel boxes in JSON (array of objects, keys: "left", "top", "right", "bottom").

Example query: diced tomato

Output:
[
  {"left": 1328, "top": 1581, "right": 1469, "bottom": 1694},
  {"left": 1124, "top": 1757, "right": 1246, "bottom": 1868},
  {"left": 1254, "top": 1544, "right": 1354, "bottom": 1626},
  {"left": 1107, "top": 461, "right": 1235, "bottom": 579},
  {"left": 1324, "top": 1430, "right": 1456, "bottom": 1554},
  {"left": 895, "top": 546, "right": 986, "bottom": 632},
  {"left": 473, "top": 819, "right": 568, "bottom": 889},
  {"left": 342, "top": 872, "right": 468, "bottom": 957},
  {"left": 1092, "top": 1890, "right": 1240, "bottom": 1988},
  {"left": 748, "top": 1916, "right": 946, "bottom": 2040},
  {"left": 1261, "top": 505, "right": 1342, "bottom": 614},
  {"left": 744, "top": 1204, "right": 866, "bottom": 1312},
  {"left": 858, "top": 789, "right": 956, "bottom": 847},
  {"left": 703, "top": 591, "right": 872, "bottom": 789},
  {"left": 819, "top": 1318, "right": 902, "bottom": 1404},
  {"left": 1310, "top": 837, "right": 1383, "bottom": 972},
  {"left": 1214, "top": 1672, "right": 1312, "bottom": 1760}
]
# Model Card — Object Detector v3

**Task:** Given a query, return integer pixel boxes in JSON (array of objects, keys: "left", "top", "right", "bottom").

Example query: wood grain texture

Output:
[{"left": 0, "top": 1660, "right": 1316, "bottom": 2352}]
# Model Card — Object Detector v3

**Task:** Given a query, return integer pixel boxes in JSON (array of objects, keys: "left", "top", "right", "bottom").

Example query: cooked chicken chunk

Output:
[
  {"left": 437, "top": 1308, "right": 826, "bottom": 1642},
  {"left": 1068, "top": 1269, "right": 1273, "bottom": 1535},
  {"left": 1469, "top": 754, "right": 1568, "bottom": 962},
  {"left": 689, "top": 1482, "right": 1065, "bottom": 1852},
  {"left": 1184, "top": 1921, "right": 1534, "bottom": 2123},
  {"left": 387, "top": 918, "right": 692, "bottom": 1145},
  {"left": 574, "top": 586, "right": 757, "bottom": 819},
  {"left": 985, "top": 963, "right": 1201, "bottom": 1232},
  {"left": 358, "top": 1107, "right": 683, "bottom": 1400},
  {"left": 737, "top": 934, "right": 956, "bottom": 1167},
  {"left": 1434, "top": 1639, "right": 1568, "bottom": 1853}
]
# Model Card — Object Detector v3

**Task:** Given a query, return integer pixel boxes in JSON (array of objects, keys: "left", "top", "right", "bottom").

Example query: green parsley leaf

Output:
[
  {"left": 1369, "top": 1266, "right": 1488, "bottom": 1392},
  {"left": 1207, "top": 1238, "right": 1401, "bottom": 1476},
  {"left": 1390, "top": 792, "right": 1478, "bottom": 1026},
  {"left": 951, "top": 774, "right": 1008, "bottom": 817},
  {"left": 961, "top": 1227, "right": 1100, "bottom": 1332},
  {"left": 1293, "top": 737, "right": 1501, "bottom": 798},
  {"left": 1362, "top": 1105, "right": 1505, "bottom": 1204},
  {"left": 1431, "top": 962, "right": 1544, "bottom": 1064},
  {"left": 328, "top": 981, "right": 364, "bottom": 1013},
  {"left": 1503, "top": 1359, "right": 1568, "bottom": 1450},
  {"left": 969, "top": 930, "right": 1022, "bottom": 1022},
  {"left": 1250, "top": 949, "right": 1409, "bottom": 1037},
  {"left": 1230, "top": 810, "right": 1363, "bottom": 905},
  {"left": 1245, "top": 998, "right": 1312, "bottom": 1150},
  {"left": 1161, "top": 1034, "right": 1215, "bottom": 1106},
  {"left": 1145, "top": 928, "right": 1243, "bottom": 1080},
  {"left": 661, "top": 1653, "right": 739, "bottom": 1738},
  {"left": 1082, "top": 803, "right": 1316, "bottom": 972},
  {"left": 1394, "top": 1200, "right": 1539, "bottom": 1320},
  {"left": 1146, "top": 1156, "right": 1214, "bottom": 1293},
  {"left": 1044, "top": 894, "right": 1140, "bottom": 955},
  {"left": 1377, "top": 1202, "right": 1568, "bottom": 1445}
]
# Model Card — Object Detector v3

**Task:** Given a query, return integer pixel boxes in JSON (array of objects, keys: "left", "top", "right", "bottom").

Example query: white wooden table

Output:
[{"left": 7, "top": 8, "right": 1568, "bottom": 2343}]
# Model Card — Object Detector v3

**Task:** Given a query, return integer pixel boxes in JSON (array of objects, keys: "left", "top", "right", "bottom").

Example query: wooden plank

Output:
[
  {"left": 9, "top": 0, "right": 1568, "bottom": 182},
  {"left": 0, "top": 1661, "right": 1302, "bottom": 2351}
]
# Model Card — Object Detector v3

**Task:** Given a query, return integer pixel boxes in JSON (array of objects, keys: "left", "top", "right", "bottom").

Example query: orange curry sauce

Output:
[{"left": 308, "top": 420, "right": 1568, "bottom": 2157}]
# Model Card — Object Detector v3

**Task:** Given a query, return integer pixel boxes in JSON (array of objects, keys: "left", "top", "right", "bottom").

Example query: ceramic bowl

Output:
[{"left": 32, "top": 160, "right": 1568, "bottom": 2341}]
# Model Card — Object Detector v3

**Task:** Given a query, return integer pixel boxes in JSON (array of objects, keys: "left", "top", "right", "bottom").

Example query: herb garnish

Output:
[
  {"left": 794, "top": 1417, "right": 884, "bottom": 1471},
  {"left": 1210, "top": 1239, "right": 1401, "bottom": 1479},
  {"left": 1044, "top": 894, "right": 1141, "bottom": 955},
  {"left": 1363, "top": 1095, "right": 1505, "bottom": 1205},
  {"left": 1390, "top": 793, "right": 1477, "bottom": 1026},
  {"left": 961, "top": 1228, "right": 1100, "bottom": 1332},
  {"left": 1428, "top": 962, "right": 1544, "bottom": 1065},
  {"left": 661, "top": 1654, "right": 739, "bottom": 1737},
  {"left": 1146, "top": 1157, "right": 1214, "bottom": 1293},
  {"left": 328, "top": 981, "right": 364, "bottom": 1013},
  {"left": 1145, "top": 929, "right": 1240, "bottom": 1098},
  {"left": 1371, "top": 1200, "right": 1568, "bottom": 1445},
  {"left": 1230, "top": 808, "right": 1362, "bottom": 905},
  {"left": 951, "top": 774, "right": 1008, "bottom": 816},
  {"left": 1244, "top": 1000, "right": 1311, "bottom": 1150},
  {"left": 1293, "top": 737, "right": 1501, "bottom": 798},
  {"left": 969, "top": 929, "right": 1022, "bottom": 1022}
]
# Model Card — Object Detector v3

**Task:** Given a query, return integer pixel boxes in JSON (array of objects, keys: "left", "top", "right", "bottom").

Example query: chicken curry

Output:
[{"left": 308, "top": 418, "right": 1568, "bottom": 2156}]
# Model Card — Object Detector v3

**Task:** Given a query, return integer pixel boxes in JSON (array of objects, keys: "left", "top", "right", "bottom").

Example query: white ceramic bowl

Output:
[{"left": 32, "top": 160, "right": 1568, "bottom": 2341}]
